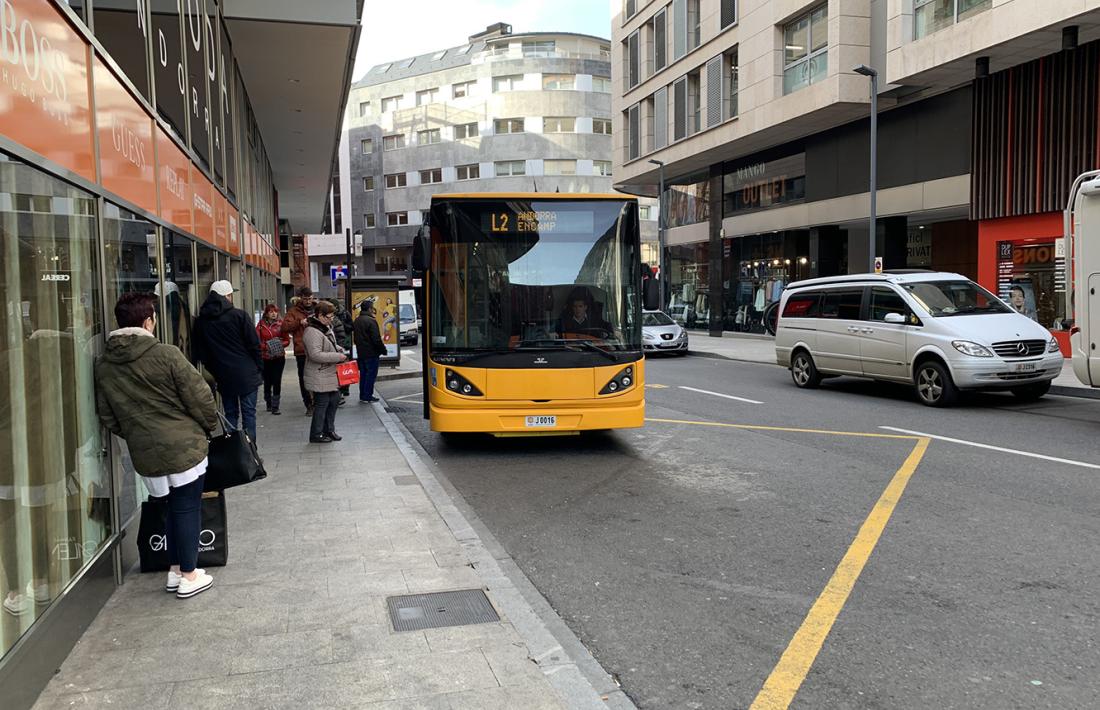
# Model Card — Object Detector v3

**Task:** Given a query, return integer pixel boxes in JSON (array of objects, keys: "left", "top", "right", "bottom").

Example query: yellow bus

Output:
[{"left": 412, "top": 193, "right": 648, "bottom": 435}]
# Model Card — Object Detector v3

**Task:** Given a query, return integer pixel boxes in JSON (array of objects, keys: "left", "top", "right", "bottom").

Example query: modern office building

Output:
[
  {"left": 0, "top": 2, "right": 360, "bottom": 706},
  {"left": 613, "top": 0, "right": 1100, "bottom": 350},
  {"left": 308, "top": 22, "right": 658, "bottom": 294}
]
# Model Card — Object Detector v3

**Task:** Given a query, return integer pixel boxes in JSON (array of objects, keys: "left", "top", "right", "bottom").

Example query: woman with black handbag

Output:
[
  {"left": 95, "top": 293, "right": 219, "bottom": 599},
  {"left": 302, "top": 301, "right": 349, "bottom": 444},
  {"left": 256, "top": 304, "right": 290, "bottom": 415}
]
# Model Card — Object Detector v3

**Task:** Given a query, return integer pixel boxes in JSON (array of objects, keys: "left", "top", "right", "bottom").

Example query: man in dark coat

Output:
[
  {"left": 193, "top": 280, "right": 263, "bottom": 441},
  {"left": 353, "top": 300, "right": 386, "bottom": 403},
  {"left": 282, "top": 286, "right": 316, "bottom": 414}
]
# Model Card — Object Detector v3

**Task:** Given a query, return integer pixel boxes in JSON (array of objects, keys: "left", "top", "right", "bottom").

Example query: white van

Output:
[
  {"left": 1067, "top": 171, "right": 1100, "bottom": 388},
  {"left": 398, "top": 289, "right": 419, "bottom": 346},
  {"left": 775, "top": 272, "right": 1063, "bottom": 406}
]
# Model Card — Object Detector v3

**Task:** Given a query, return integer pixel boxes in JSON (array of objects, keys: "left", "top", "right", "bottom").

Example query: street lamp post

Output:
[
  {"left": 853, "top": 64, "right": 878, "bottom": 273},
  {"left": 649, "top": 158, "right": 666, "bottom": 309}
]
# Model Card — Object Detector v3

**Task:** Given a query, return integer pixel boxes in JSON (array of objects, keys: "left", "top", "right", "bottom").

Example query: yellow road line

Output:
[
  {"left": 749, "top": 437, "right": 931, "bottom": 709},
  {"left": 646, "top": 417, "right": 921, "bottom": 441}
]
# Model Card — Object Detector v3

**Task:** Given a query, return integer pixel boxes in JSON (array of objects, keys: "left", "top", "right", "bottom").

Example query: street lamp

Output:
[
  {"left": 649, "top": 158, "right": 666, "bottom": 309},
  {"left": 853, "top": 64, "right": 878, "bottom": 273}
]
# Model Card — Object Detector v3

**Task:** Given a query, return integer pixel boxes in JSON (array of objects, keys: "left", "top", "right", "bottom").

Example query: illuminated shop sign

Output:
[{"left": 723, "top": 154, "right": 806, "bottom": 216}]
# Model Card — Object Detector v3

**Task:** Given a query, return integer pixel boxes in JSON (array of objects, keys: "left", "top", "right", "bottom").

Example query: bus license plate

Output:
[
  {"left": 1012, "top": 362, "right": 1038, "bottom": 373},
  {"left": 526, "top": 415, "right": 556, "bottom": 428}
]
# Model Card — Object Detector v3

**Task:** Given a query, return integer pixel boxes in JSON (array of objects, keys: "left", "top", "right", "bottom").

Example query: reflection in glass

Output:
[
  {"left": 196, "top": 243, "right": 217, "bottom": 305},
  {"left": 0, "top": 154, "right": 110, "bottom": 659},
  {"left": 152, "top": 0, "right": 188, "bottom": 138},
  {"left": 184, "top": 0, "right": 211, "bottom": 168},
  {"left": 162, "top": 231, "right": 195, "bottom": 354},
  {"left": 93, "top": 1, "right": 151, "bottom": 99}
]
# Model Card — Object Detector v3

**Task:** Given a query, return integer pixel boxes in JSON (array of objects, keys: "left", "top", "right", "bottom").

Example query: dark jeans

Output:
[
  {"left": 224, "top": 390, "right": 258, "bottom": 442},
  {"left": 358, "top": 356, "right": 380, "bottom": 400},
  {"left": 310, "top": 391, "right": 339, "bottom": 439},
  {"left": 263, "top": 358, "right": 285, "bottom": 411},
  {"left": 164, "top": 475, "right": 204, "bottom": 574},
  {"left": 296, "top": 355, "right": 312, "bottom": 408}
]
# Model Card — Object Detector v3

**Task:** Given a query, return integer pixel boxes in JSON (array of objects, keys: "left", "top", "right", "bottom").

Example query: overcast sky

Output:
[{"left": 353, "top": 0, "right": 614, "bottom": 81}]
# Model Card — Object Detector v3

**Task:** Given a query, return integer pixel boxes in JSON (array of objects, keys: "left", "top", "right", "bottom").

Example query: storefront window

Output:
[
  {"left": 162, "top": 231, "right": 195, "bottom": 354},
  {"left": 93, "top": 0, "right": 151, "bottom": 100},
  {"left": 996, "top": 240, "right": 1067, "bottom": 330},
  {"left": 722, "top": 232, "right": 812, "bottom": 332},
  {"left": 152, "top": 0, "right": 188, "bottom": 139},
  {"left": 196, "top": 243, "right": 217, "bottom": 304},
  {"left": 668, "top": 243, "right": 709, "bottom": 328},
  {"left": 0, "top": 155, "right": 110, "bottom": 658},
  {"left": 183, "top": 0, "right": 211, "bottom": 169}
]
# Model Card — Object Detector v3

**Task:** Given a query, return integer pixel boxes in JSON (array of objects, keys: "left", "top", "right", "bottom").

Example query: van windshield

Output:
[{"left": 903, "top": 281, "right": 1011, "bottom": 317}]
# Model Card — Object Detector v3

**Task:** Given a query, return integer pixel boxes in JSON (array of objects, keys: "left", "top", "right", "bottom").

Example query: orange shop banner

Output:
[
  {"left": 92, "top": 57, "right": 155, "bottom": 214},
  {"left": 0, "top": 0, "right": 95, "bottom": 180},
  {"left": 190, "top": 164, "right": 215, "bottom": 245},
  {"left": 155, "top": 127, "right": 192, "bottom": 234},
  {"left": 213, "top": 193, "right": 228, "bottom": 251}
]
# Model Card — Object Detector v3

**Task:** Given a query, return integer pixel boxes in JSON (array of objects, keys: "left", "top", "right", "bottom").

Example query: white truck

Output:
[
  {"left": 398, "top": 289, "right": 420, "bottom": 346},
  {"left": 1067, "top": 171, "right": 1100, "bottom": 387}
]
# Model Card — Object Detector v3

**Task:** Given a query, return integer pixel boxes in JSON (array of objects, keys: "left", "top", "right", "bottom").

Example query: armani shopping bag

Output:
[
  {"left": 137, "top": 492, "right": 229, "bottom": 573},
  {"left": 205, "top": 413, "right": 267, "bottom": 492},
  {"left": 336, "top": 361, "right": 360, "bottom": 387}
]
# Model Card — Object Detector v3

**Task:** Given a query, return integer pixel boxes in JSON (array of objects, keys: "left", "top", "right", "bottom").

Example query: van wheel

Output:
[
  {"left": 791, "top": 351, "right": 822, "bottom": 389},
  {"left": 1011, "top": 380, "right": 1051, "bottom": 402},
  {"left": 914, "top": 361, "right": 958, "bottom": 407}
]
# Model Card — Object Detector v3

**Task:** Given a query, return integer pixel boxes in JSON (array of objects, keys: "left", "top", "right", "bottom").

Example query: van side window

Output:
[
  {"left": 820, "top": 289, "right": 863, "bottom": 319},
  {"left": 869, "top": 287, "right": 908, "bottom": 322},
  {"left": 783, "top": 292, "right": 820, "bottom": 318}
]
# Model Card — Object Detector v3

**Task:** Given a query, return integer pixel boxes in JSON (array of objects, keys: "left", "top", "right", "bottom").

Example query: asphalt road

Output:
[{"left": 380, "top": 355, "right": 1100, "bottom": 710}]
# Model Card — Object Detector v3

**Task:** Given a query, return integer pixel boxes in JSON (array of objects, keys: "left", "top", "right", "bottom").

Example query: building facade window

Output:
[
  {"left": 92, "top": 1, "right": 151, "bottom": 100},
  {"left": 493, "top": 74, "right": 522, "bottom": 92},
  {"left": 721, "top": 0, "right": 737, "bottom": 29},
  {"left": 495, "top": 160, "right": 526, "bottom": 176},
  {"left": 544, "top": 117, "right": 576, "bottom": 133},
  {"left": 627, "top": 104, "right": 640, "bottom": 160},
  {"left": 592, "top": 76, "right": 612, "bottom": 93},
  {"left": 594, "top": 160, "right": 613, "bottom": 176},
  {"left": 545, "top": 159, "right": 577, "bottom": 176},
  {"left": 494, "top": 118, "right": 525, "bottom": 134},
  {"left": 387, "top": 212, "right": 409, "bottom": 226},
  {"left": 784, "top": 4, "right": 828, "bottom": 94},
  {"left": 639, "top": 204, "right": 652, "bottom": 220},
  {"left": 457, "top": 164, "right": 480, "bottom": 180},
  {"left": 654, "top": 9, "right": 668, "bottom": 72},
  {"left": 625, "top": 0, "right": 637, "bottom": 19},
  {"left": 654, "top": 86, "right": 668, "bottom": 149},
  {"left": 417, "top": 129, "right": 441, "bottom": 145},
  {"left": 365, "top": 213, "right": 376, "bottom": 228},
  {"left": 383, "top": 134, "right": 405, "bottom": 151},
  {"left": 454, "top": 122, "right": 479, "bottom": 139},
  {"left": 381, "top": 95, "right": 402, "bottom": 112},
  {"left": 914, "top": 0, "right": 991, "bottom": 39},
  {"left": 726, "top": 49, "right": 739, "bottom": 119},
  {"left": 419, "top": 168, "right": 443, "bottom": 184},
  {"left": 416, "top": 88, "right": 439, "bottom": 106},
  {"left": 363, "top": 176, "right": 374, "bottom": 191},
  {"left": 627, "top": 30, "right": 640, "bottom": 88},
  {"left": 361, "top": 139, "right": 373, "bottom": 154},
  {"left": 523, "top": 40, "right": 556, "bottom": 57},
  {"left": 359, "top": 101, "right": 370, "bottom": 116},
  {"left": 385, "top": 173, "right": 407, "bottom": 188},
  {"left": 593, "top": 118, "right": 613, "bottom": 135},
  {"left": 452, "top": 81, "right": 476, "bottom": 98},
  {"left": 543, "top": 74, "right": 576, "bottom": 90}
]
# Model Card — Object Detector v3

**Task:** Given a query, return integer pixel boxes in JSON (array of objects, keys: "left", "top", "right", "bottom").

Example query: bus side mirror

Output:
[
  {"left": 412, "top": 231, "right": 430, "bottom": 272},
  {"left": 643, "top": 277, "right": 660, "bottom": 311}
]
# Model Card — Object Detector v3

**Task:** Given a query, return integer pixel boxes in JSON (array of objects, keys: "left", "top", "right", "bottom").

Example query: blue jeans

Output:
[
  {"left": 358, "top": 356, "right": 380, "bottom": 401},
  {"left": 164, "top": 475, "right": 205, "bottom": 574},
  {"left": 224, "top": 390, "right": 258, "bottom": 442}
]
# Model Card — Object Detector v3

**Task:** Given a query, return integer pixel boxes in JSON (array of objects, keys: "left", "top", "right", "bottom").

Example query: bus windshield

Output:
[{"left": 429, "top": 199, "right": 641, "bottom": 360}]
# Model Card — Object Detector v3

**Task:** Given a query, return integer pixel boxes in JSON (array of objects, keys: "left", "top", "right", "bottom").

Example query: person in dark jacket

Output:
[
  {"left": 353, "top": 300, "right": 386, "bottom": 403},
  {"left": 192, "top": 280, "right": 263, "bottom": 441},
  {"left": 96, "top": 292, "right": 219, "bottom": 599},
  {"left": 282, "top": 287, "right": 316, "bottom": 414},
  {"left": 328, "top": 299, "right": 354, "bottom": 402}
]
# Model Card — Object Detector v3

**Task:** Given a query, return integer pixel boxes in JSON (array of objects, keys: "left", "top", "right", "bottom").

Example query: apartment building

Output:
[
  {"left": 613, "top": 0, "right": 1100, "bottom": 351},
  {"left": 308, "top": 23, "right": 658, "bottom": 292}
]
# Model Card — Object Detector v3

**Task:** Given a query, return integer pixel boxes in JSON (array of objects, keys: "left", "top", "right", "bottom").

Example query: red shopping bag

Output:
[{"left": 336, "top": 361, "right": 360, "bottom": 386}]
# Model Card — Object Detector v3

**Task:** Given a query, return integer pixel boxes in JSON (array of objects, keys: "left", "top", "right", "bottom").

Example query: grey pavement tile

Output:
[
  {"left": 361, "top": 549, "right": 440, "bottom": 571},
  {"left": 358, "top": 517, "right": 422, "bottom": 538},
  {"left": 33, "top": 683, "right": 175, "bottom": 709},
  {"left": 296, "top": 522, "right": 359, "bottom": 543},
  {"left": 208, "top": 561, "right": 293, "bottom": 587},
  {"left": 421, "top": 623, "right": 521, "bottom": 654},
  {"left": 480, "top": 643, "right": 552, "bottom": 689},
  {"left": 316, "top": 534, "right": 393, "bottom": 557},
  {"left": 327, "top": 569, "right": 409, "bottom": 598},
  {"left": 156, "top": 604, "right": 290, "bottom": 641},
  {"left": 430, "top": 548, "right": 471, "bottom": 568},
  {"left": 48, "top": 648, "right": 136, "bottom": 694},
  {"left": 331, "top": 623, "right": 431, "bottom": 662},
  {"left": 401, "top": 566, "right": 484, "bottom": 593},
  {"left": 384, "top": 650, "right": 501, "bottom": 700},
  {"left": 442, "top": 686, "right": 565, "bottom": 710},
  {"left": 387, "top": 534, "right": 435, "bottom": 553},
  {"left": 227, "top": 629, "right": 334, "bottom": 675},
  {"left": 171, "top": 660, "right": 393, "bottom": 710},
  {"left": 124, "top": 637, "right": 238, "bottom": 684},
  {"left": 378, "top": 506, "right": 437, "bottom": 521},
  {"left": 288, "top": 593, "right": 390, "bottom": 632},
  {"left": 287, "top": 553, "right": 366, "bottom": 580}
]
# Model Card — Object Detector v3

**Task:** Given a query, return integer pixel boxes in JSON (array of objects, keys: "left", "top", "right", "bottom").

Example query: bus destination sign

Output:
[{"left": 482, "top": 207, "right": 595, "bottom": 235}]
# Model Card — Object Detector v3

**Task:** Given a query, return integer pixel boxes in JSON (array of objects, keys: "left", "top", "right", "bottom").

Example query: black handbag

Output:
[
  {"left": 205, "top": 412, "right": 267, "bottom": 492},
  {"left": 137, "top": 492, "right": 229, "bottom": 572}
]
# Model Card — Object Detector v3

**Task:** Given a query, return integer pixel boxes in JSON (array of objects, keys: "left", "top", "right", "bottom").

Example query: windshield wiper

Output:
[{"left": 516, "top": 338, "right": 619, "bottom": 362}]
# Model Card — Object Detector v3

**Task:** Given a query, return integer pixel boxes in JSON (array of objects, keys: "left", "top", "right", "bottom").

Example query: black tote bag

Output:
[
  {"left": 204, "top": 412, "right": 267, "bottom": 492},
  {"left": 137, "top": 492, "right": 229, "bottom": 572}
]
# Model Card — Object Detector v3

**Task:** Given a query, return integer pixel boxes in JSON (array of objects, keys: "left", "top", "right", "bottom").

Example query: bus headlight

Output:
[
  {"left": 599, "top": 366, "right": 635, "bottom": 395},
  {"left": 445, "top": 369, "right": 483, "bottom": 397}
]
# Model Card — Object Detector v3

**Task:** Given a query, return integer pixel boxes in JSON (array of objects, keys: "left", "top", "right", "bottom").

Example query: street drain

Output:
[
  {"left": 392, "top": 475, "right": 420, "bottom": 486},
  {"left": 386, "top": 589, "right": 499, "bottom": 632}
]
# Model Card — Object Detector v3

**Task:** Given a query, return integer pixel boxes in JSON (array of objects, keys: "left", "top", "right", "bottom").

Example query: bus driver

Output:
[{"left": 557, "top": 287, "right": 611, "bottom": 338}]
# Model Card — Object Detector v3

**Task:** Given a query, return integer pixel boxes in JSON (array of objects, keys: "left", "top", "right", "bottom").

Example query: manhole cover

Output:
[
  {"left": 386, "top": 589, "right": 499, "bottom": 632},
  {"left": 392, "top": 475, "right": 419, "bottom": 486}
]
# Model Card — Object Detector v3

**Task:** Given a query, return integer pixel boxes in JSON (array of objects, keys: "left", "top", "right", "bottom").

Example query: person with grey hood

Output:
[
  {"left": 95, "top": 292, "right": 219, "bottom": 599},
  {"left": 192, "top": 280, "right": 263, "bottom": 441}
]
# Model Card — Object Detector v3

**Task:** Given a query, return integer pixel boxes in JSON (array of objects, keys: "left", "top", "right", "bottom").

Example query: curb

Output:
[
  {"left": 370, "top": 396, "right": 636, "bottom": 710},
  {"left": 689, "top": 351, "right": 1100, "bottom": 400},
  {"left": 377, "top": 370, "right": 422, "bottom": 383}
]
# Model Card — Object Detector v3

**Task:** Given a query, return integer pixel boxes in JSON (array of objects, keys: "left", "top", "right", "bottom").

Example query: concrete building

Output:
[
  {"left": 308, "top": 23, "right": 658, "bottom": 294},
  {"left": 613, "top": 0, "right": 1100, "bottom": 350},
  {"left": 0, "top": 2, "right": 360, "bottom": 706}
]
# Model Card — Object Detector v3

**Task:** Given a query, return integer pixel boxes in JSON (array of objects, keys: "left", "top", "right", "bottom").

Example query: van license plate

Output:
[
  {"left": 526, "top": 416, "right": 556, "bottom": 428},
  {"left": 1012, "top": 362, "right": 1037, "bottom": 373}
]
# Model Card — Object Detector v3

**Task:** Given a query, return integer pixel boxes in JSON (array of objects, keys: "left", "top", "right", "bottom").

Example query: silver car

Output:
[{"left": 643, "top": 310, "right": 688, "bottom": 355}]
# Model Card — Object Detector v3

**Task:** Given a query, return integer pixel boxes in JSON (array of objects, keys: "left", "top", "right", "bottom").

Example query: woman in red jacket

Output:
[{"left": 256, "top": 304, "right": 291, "bottom": 415}]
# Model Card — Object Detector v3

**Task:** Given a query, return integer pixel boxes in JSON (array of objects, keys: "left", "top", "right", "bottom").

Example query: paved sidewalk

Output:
[
  {"left": 688, "top": 331, "right": 1099, "bottom": 398},
  {"left": 33, "top": 373, "right": 626, "bottom": 709}
]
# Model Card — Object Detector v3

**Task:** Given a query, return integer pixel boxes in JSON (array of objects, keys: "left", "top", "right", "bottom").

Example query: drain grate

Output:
[
  {"left": 392, "top": 475, "right": 420, "bottom": 486},
  {"left": 386, "top": 589, "right": 499, "bottom": 632}
]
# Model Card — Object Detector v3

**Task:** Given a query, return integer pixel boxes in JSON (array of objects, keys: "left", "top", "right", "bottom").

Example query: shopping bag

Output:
[
  {"left": 336, "top": 361, "right": 360, "bottom": 386},
  {"left": 137, "top": 491, "right": 229, "bottom": 572},
  {"left": 265, "top": 337, "right": 286, "bottom": 359},
  {"left": 205, "top": 413, "right": 267, "bottom": 492}
]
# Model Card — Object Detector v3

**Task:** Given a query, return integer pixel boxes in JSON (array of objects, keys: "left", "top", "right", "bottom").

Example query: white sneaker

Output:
[
  {"left": 175, "top": 572, "right": 213, "bottom": 599},
  {"left": 3, "top": 594, "right": 30, "bottom": 616},
  {"left": 26, "top": 582, "right": 50, "bottom": 604},
  {"left": 166, "top": 569, "right": 206, "bottom": 593}
]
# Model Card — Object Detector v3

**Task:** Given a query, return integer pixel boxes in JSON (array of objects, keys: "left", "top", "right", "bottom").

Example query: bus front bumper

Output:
[{"left": 429, "top": 400, "right": 646, "bottom": 434}]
